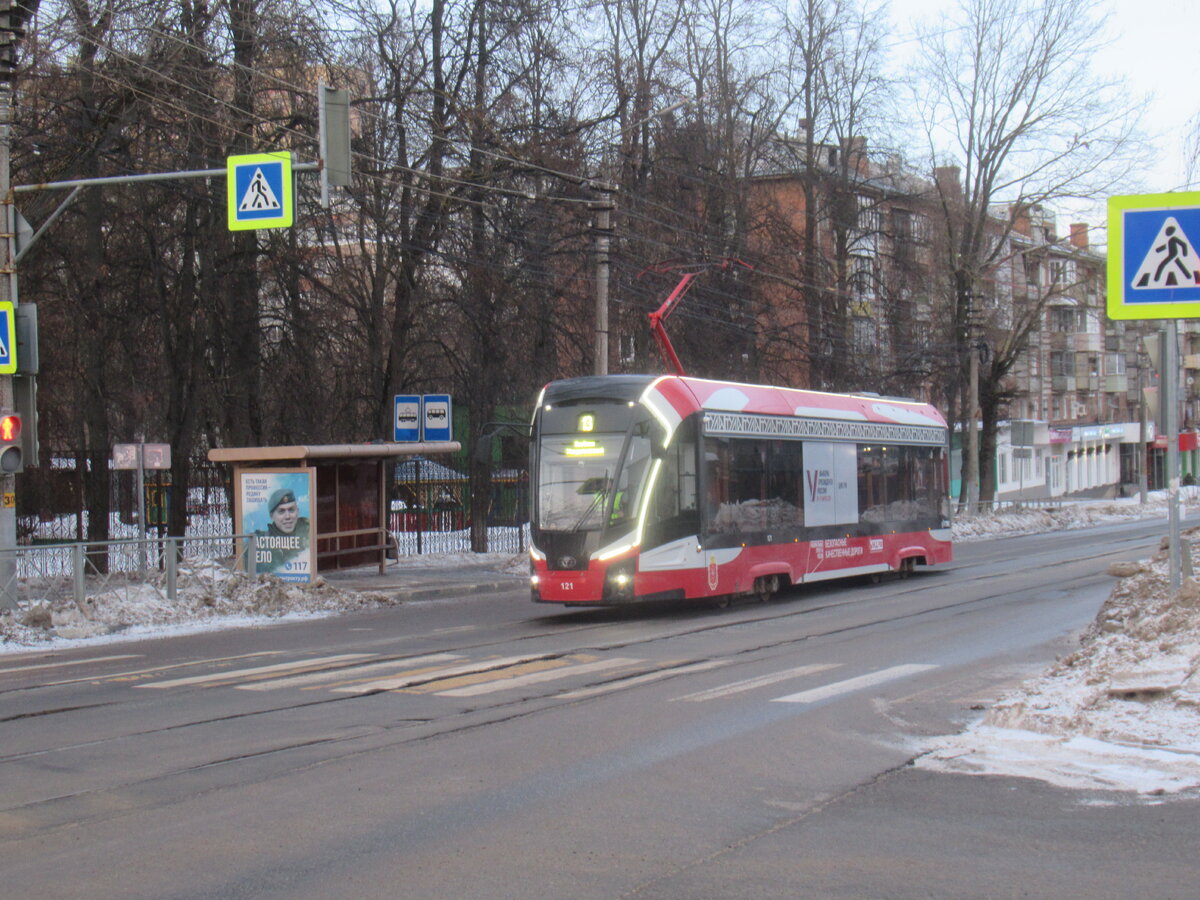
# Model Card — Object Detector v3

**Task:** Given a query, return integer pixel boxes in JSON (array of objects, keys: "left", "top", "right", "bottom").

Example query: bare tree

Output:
[{"left": 913, "top": 0, "right": 1142, "bottom": 506}]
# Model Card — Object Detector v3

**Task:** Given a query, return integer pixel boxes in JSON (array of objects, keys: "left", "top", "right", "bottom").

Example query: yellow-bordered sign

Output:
[
  {"left": 227, "top": 152, "right": 294, "bottom": 231},
  {"left": 1108, "top": 192, "right": 1200, "bottom": 320},
  {"left": 0, "top": 300, "right": 16, "bottom": 375}
]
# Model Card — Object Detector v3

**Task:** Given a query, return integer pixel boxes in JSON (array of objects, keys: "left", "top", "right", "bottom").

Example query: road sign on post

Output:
[
  {"left": 227, "top": 152, "right": 294, "bottom": 231},
  {"left": 423, "top": 394, "right": 452, "bottom": 442},
  {"left": 0, "top": 300, "right": 16, "bottom": 375},
  {"left": 1108, "top": 192, "right": 1200, "bottom": 320},
  {"left": 1107, "top": 193, "right": 1200, "bottom": 591},
  {"left": 394, "top": 395, "right": 421, "bottom": 441}
]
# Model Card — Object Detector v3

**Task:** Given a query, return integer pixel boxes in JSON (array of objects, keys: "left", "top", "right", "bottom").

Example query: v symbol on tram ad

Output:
[{"left": 239, "top": 469, "right": 315, "bottom": 582}]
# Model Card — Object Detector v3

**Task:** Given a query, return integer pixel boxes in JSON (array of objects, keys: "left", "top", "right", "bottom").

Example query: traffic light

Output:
[{"left": 0, "top": 411, "right": 21, "bottom": 473}]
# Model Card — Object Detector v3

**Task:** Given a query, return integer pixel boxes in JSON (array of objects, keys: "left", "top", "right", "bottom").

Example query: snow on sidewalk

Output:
[{"left": 918, "top": 526, "right": 1200, "bottom": 796}]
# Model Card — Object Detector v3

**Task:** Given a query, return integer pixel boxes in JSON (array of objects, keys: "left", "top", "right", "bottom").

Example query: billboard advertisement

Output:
[{"left": 238, "top": 468, "right": 315, "bottom": 582}]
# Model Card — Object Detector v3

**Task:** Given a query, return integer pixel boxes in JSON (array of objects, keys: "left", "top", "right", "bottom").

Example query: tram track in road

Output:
[
  {"left": 0, "top": 525, "right": 1156, "bottom": 846},
  {"left": 3, "top": 528, "right": 1132, "bottom": 756},
  {"left": 2, "top": 524, "right": 1147, "bottom": 713}
]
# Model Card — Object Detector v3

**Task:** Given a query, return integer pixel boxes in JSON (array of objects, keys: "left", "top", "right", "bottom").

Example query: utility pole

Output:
[
  {"left": 0, "top": 0, "right": 36, "bottom": 610},
  {"left": 591, "top": 184, "right": 614, "bottom": 376}
]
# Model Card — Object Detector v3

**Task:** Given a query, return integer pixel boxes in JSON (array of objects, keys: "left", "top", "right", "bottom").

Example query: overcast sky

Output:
[{"left": 885, "top": 0, "right": 1199, "bottom": 227}]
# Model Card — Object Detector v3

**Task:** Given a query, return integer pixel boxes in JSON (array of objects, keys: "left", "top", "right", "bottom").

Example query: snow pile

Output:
[
  {"left": 919, "top": 528, "right": 1200, "bottom": 795},
  {"left": 0, "top": 552, "right": 529, "bottom": 650},
  {"left": 0, "top": 561, "right": 396, "bottom": 648},
  {"left": 951, "top": 496, "right": 1173, "bottom": 541}
]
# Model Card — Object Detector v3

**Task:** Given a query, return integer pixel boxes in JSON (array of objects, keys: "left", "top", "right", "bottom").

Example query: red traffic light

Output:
[{"left": 0, "top": 414, "right": 19, "bottom": 443}]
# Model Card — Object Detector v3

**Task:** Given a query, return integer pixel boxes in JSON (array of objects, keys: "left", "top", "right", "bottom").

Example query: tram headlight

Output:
[{"left": 603, "top": 559, "right": 636, "bottom": 603}]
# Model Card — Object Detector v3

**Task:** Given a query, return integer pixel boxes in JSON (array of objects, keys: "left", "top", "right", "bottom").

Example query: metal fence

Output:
[
  {"left": 5, "top": 534, "right": 251, "bottom": 610},
  {"left": 19, "top": 453, "right": 529, "bottom": 558}
]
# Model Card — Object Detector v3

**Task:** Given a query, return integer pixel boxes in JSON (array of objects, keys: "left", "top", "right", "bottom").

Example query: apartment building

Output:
[{"left": 751, "top": 139, "right": 1196, "bottom": 501}]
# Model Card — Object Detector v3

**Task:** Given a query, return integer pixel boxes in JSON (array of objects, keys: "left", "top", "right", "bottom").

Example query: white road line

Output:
[
  {"left": 559, "top": 660, "right": 732, "bottom": 700},
  {"left": 137, "top": 654, "right": 376, "bottom": 689},
  {"left": 436, "top": 657, "right": 640, "bottom": 697},
  {"left": 330, "top": 654, "right": 559, "bottom": 694},
  {"left": 771, "top": 664, "right": 939, "bottom": 704},
  {"left": 236, "top": 653, "right": 463, "bottom": 691},
  {"left": 673, "top": 663, "right": 842, "bottom": 702},
  {"left": 37, "top": 652, "right": 284, "bottom": 687},
  {"left": 0, "top": 654, "right": 141, "bottom": 675}
]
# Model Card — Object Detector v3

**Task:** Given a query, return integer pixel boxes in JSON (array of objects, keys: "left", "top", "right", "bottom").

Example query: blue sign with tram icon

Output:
[{"left": 394, "top": 394, "right": 421, "bottom": 442}]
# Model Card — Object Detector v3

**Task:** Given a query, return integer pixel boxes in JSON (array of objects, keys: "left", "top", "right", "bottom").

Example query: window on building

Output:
[
  {"left": 1024, "top": 256, "right": 1040, "bottom": 286},
  {"left": 1050, "top": 350, "right": 1071, "bottom": 377},
  {"left": 851, "top": 254, "right": 875, "bottom": 297},
  {"left": 852, "top": 316, "right": 875, "bottom": 354},
  {"left": 1048, "top": 306, "right": 1076, "bottom": 332}
]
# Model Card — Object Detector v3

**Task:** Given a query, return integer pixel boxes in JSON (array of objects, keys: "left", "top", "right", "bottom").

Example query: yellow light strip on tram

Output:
[{"left": 595, "top": 458, "right": 662, "bottom": 561}]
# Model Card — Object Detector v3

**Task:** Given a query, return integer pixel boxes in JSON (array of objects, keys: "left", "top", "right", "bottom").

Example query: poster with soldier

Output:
[{"left": 238, "top": 468, "right": 315, "bottom": 582}]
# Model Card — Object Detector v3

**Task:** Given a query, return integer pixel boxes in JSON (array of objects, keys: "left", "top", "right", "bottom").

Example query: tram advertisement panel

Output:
[
  {"left": 803, "top": 441, "right": 858, "bottom": 526},
  {"left": 237, "top": 468, "right": 315, "bottom": 583}
]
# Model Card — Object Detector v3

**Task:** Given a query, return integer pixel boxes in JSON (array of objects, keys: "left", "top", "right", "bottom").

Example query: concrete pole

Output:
[
  {"left": 592, "top": 189, "right": 614, "bottom": 376},
  {"left": 0, "top": 75, "right": 16, "bottom": 610}
]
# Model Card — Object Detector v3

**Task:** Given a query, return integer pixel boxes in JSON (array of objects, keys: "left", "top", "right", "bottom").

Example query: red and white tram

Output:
[{"left": 529, "top": 374, "right": 952, "bottom": 606}]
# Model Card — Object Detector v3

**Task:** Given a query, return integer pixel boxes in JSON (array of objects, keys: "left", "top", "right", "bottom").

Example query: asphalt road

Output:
[{"left": 2, "top": 520, "right": 1197, "bottom": 899}]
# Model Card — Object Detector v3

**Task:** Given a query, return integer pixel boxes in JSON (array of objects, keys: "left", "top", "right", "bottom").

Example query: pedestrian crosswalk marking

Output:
[
  {"left": 235, "top": 653, "right": 462, "bottom": 691},
  {"left": 437, "top": 657, "right": 639, "bottom": 697},
  {"left": 330, "top": 653, "right": 560, "bottom": 695},
  {"left": 771, "top": 663, "right": 937, "bottom": 704},
  {"left": 559, "top": 660, "right": 731, "bottom": 700},
  {"left": 0, "top": 654, "right": 141, "bottom": 676},
  {"left": 137, "top": 654, "right": 373, "bottom": 689},
  {"left": 673, "top": 663, "right": 841, "bottom": 702}
]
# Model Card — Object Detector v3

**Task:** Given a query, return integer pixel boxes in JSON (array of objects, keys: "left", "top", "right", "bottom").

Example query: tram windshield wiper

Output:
[{"left": 569, "top": 471, "right": 610, "bottom": 532}]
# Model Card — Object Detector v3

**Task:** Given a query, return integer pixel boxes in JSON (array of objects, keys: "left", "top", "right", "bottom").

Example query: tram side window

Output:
[
  {"left": 704, "top": 437, "right": 803, "bottom": 535},
  {"left": 858, "top": 444, "right": 944, "bottom": 527}
]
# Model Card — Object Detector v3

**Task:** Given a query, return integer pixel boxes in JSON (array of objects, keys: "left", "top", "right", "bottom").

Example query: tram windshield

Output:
[{"left": 537, "top": 431, "right": 653, "bottom": 533}]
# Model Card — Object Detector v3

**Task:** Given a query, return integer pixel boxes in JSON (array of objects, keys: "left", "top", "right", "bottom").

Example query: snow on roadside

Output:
[
  {"left": 951, "top": 494, "right": 1174, "bottom": 541},
  {"left": 918, "top": 525, "right": 1200, "bottom": 796},
  {"left": 0, "top": 551, "right": 530, "bottom": 652}
]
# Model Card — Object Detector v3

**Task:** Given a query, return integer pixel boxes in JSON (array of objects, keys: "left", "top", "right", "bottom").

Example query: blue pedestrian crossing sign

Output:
[
  {"left": 0, "top": 301, "right": 14, "bottom": 375},
  {"left": 227, "top": 152, "right": 294, "bottom": 231},
  {"left": 1108, "top": 192, "right": 1200, "bottom": 320}
]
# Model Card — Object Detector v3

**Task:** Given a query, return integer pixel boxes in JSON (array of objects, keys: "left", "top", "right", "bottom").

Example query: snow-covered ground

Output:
[{"left": 3, "top": 495, "right": 1198, "bottom": 797}]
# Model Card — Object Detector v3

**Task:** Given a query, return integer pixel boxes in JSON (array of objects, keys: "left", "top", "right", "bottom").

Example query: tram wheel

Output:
[{"left": 754, "top": 575, "right": 779, "bottom": 603}]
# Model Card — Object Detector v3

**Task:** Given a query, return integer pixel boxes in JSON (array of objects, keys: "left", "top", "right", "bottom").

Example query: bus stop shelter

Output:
[{"left": 208, "top": 442, "right": 461, "bottom": 580}]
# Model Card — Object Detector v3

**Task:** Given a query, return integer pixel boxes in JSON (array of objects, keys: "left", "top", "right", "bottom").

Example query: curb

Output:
[{"left": 342, "top": 577, "right": 528, "bottom": 603}]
